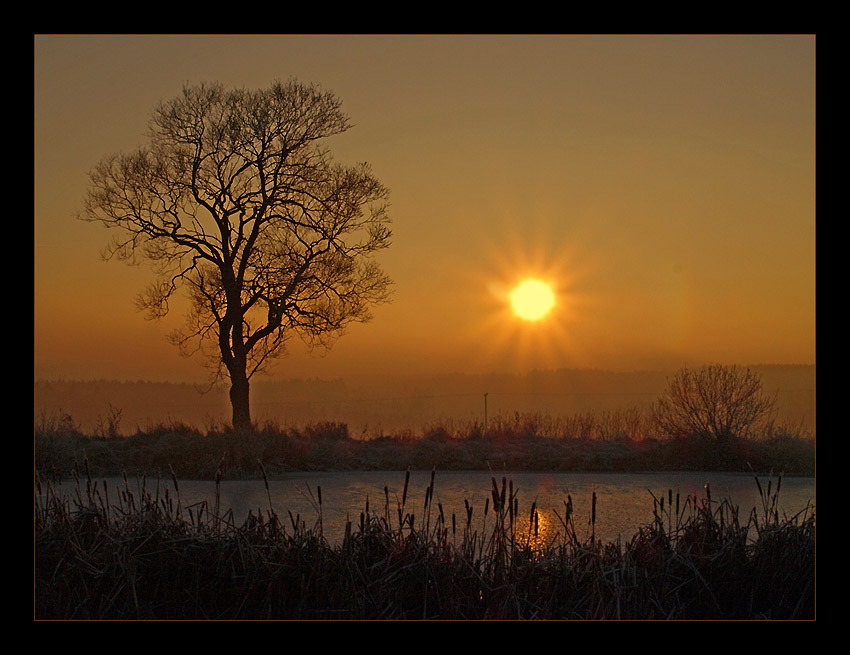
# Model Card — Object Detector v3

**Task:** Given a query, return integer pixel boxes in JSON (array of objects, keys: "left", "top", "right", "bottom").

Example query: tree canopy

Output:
[{"left": 80, "top": 80, "right": 393, "bottom": 429}]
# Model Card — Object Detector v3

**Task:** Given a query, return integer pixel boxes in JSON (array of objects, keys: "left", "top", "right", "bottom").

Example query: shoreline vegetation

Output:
[
  {"left": 35, "top": 411, "right": 815, "bottom": 482},
  {"left": 34, "top": 399, "right": 816, "bottom": 620},
  {"left": 34, "top": 465, "right": 815, "bottom": 619}
]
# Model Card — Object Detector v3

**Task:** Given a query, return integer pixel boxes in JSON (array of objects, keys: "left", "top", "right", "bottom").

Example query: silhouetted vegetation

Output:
[
  {"left": 33, "top": 365, "right": 816, "bottom": 440},
  {"left": 79, "top": 81, "right": 393, "bottom": 430},
  {"left": 34, "top": 407, "right": 815, "bottom": 481},
  {"left": 652, "top": 364, "right": 778, "bottom": 442},
  {"left": 34, "top": 467, "right": 815, "bottom": 619}
]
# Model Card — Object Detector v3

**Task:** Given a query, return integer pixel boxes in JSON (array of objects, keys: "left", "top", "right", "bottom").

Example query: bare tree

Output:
[
  {"left": 80, "top": 81, "right": 393, "bottom": 430},
  {"left": 651, "top": 365, "right": 776, "bottom": 442}
]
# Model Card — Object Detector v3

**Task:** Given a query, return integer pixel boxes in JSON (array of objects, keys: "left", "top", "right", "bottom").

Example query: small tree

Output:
[
  {"left": 652, "top": 364, "right": 776, "bottom": 442},
  {"left": 80, "top": 81, "right": 393, "bottom": 430}
]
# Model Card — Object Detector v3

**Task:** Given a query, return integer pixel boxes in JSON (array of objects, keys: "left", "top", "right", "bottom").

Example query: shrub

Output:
[{"left": 652, "top": 365, "right": 776, "bottom": 442}]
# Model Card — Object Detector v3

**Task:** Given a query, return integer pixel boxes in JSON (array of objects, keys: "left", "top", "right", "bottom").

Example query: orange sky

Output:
[{"left": 34, "top": 35, "right": 816, "bottom": 384}]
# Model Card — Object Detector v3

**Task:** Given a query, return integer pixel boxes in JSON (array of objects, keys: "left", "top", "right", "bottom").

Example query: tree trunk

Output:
[{"left": 229, "top": 369, "right": 252, "bottom": 431}]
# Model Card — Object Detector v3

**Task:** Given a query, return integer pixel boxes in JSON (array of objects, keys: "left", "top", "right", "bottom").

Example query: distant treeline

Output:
[{"left": 34, "top": 365, "right": 815, "bottom": 437}]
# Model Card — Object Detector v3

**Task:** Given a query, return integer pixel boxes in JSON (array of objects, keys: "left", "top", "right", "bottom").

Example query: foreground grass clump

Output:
[{"left": 35, "top": 467, "right": 815, "bottom": 619}]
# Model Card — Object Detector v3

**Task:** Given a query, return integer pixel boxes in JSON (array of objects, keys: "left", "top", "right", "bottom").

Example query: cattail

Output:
[
  {"left": 592, "top": 491, "right": 597, "bottom": 524},
  {"left": 169, "top": 465, "right": 180, "bottom": 495},
  {"left": 402, "top": 468, "right": 410, "bottom": 508}
]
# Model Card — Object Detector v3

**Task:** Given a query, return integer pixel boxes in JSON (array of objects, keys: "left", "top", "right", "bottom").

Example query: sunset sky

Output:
[{"left": 34, "top": 34, "right": 816, "bottom": 384}]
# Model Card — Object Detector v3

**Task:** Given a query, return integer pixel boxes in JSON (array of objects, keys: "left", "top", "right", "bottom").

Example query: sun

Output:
[{"left": 509, "top": 279, "right": 556, "bottom": 321}]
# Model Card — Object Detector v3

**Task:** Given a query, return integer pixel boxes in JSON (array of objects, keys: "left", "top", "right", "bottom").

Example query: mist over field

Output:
[{"left": 34, "top": 365, "right": 815, "bottom": 438}]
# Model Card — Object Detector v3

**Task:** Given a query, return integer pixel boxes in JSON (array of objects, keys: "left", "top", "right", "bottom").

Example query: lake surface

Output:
[{"left": 48, "top": 471, "right": 815, "bottom": 546}]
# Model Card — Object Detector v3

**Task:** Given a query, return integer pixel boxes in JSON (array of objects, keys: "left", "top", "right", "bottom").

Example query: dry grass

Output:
[
  {"left": 34, "top": 412, "right": 815, "bottom": 481},
  {"left": 34, "top": 464, "right": 815, "bottom": 620}
]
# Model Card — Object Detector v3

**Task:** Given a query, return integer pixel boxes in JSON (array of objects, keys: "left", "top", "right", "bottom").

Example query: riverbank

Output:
[{"left": 35, "top": 420, "right": 816, "bottom": 481}]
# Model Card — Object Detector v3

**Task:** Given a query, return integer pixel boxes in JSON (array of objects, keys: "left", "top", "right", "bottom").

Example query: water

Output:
[{"left": 48, "top": 471, "right": 815, "bottom": 547}]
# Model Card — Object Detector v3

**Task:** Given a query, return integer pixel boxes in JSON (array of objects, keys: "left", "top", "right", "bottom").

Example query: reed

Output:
[{"left": 34, "top": 466, "right": 815, "bottom": 620}]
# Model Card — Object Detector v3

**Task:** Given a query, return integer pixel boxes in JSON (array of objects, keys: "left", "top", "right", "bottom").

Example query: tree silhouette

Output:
[
  {"left": 651, "top": 364, "right": 776, "bottom": 442},
  {"left": 80, "top": 81, "right": 393, "bottom": 430}
]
